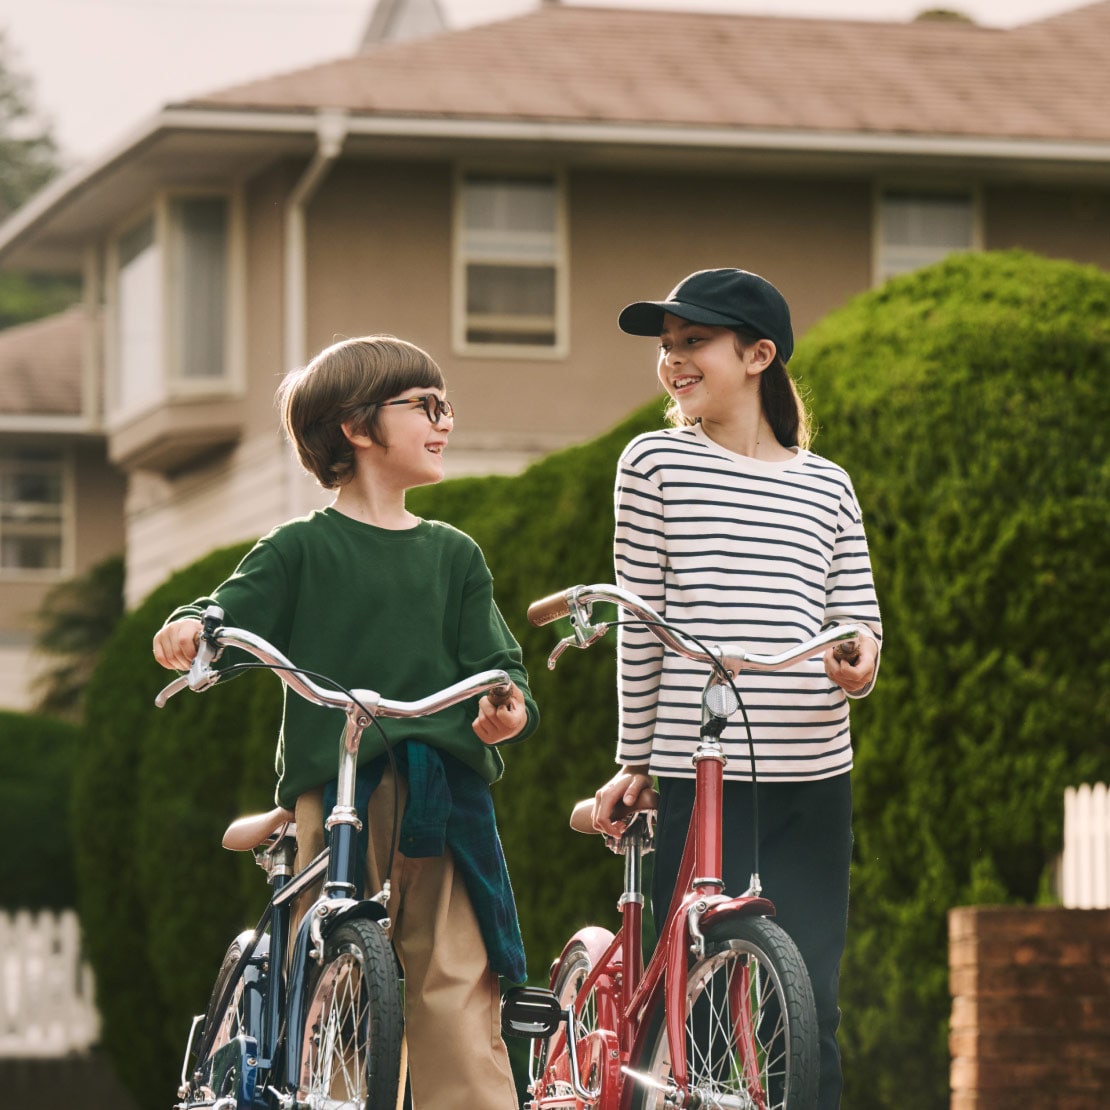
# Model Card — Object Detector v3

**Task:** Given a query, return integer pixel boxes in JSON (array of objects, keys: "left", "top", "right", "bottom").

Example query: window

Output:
[
  {"left": 117, "top": 215, "right": 162, "bottom": 417},
  {"left": 0, "top": 449, "right": 68, "bottom": 574},
  {"left": 110, "top": 194, "right": 233, "bottom": 421},
  {"left": 456, "top": 173, "right": 566, "bottom": 353},
  {"left": 169, "top": 197, "right": 228, "bottom": 382},
  {"left": 876, "top": 189, "right": 977, "bottom": 283}
]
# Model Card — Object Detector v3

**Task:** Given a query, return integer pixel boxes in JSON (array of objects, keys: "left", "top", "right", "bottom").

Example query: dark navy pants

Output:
[{"left": 651, "top": 772, "right": 853, "bottom": 1110}]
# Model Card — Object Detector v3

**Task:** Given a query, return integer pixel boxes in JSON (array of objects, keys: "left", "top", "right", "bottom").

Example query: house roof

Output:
[
  {"left": 2, "top": 2, "right": 1109, "bottom": 272},
  {"left": 0, "top": 307, "right": 84, "bottom": 419},
  {"left": 189, "top": 2, "right": 1110, "bottom": 144}
]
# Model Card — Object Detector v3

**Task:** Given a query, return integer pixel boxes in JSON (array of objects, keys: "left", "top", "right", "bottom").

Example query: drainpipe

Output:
[
  {"left": 284, "top": 108, "right": 349, "bottom": 374},
  {"left": 283, "top": 109, "right": 348, "bottom": 517}
]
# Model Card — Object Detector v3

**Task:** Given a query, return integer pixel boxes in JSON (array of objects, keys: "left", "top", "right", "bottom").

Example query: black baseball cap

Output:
[{"left": 618, "top": 268, "right": 794, "bottom": 363}]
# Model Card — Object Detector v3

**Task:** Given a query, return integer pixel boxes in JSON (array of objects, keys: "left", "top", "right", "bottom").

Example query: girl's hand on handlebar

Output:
[
  {"left": 472, "top": 682, "right": 527, "bottom": 745},
  {"left": 824, "top": 631, "right": 878, "bottom": 693},
  {"left": 153, "top": 618, "right": 202, "bottom": 672},
  {"left": 593, "top": 768, "right": 654, "bottom": 838}
]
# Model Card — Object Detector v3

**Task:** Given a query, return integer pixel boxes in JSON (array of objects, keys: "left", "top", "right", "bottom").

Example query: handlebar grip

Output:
[
  {"left": 527, "top": 590, "right": 572, "bottom": 627},
  {"left": 487, "top": 683, "right": 514, "bottom": 707},
  {"left": 832, "top": 639, "right": 861, "bottom": 667}
]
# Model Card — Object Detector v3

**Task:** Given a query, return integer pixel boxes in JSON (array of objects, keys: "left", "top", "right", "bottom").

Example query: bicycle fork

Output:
[{"left": 635, "top": 717, "right": 774, "bottom": 1109}]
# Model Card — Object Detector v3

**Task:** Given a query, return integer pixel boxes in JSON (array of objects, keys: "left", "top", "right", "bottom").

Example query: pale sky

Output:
[{"left": 0, "top": 0, "right": 1091, "bottom": 166}]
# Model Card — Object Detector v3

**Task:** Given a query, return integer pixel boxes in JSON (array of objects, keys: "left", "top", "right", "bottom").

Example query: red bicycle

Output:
[{"left": 503, "top": 583, "right": 862, "bottom": 1110}]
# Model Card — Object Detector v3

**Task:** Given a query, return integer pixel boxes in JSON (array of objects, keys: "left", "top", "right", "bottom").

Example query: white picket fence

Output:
[
  {"left": 0, "top": 909, "right": 99, "bottom": 1057},
  {"left": 1061, "top": 782, "right": 1110, "bottom": 909}
]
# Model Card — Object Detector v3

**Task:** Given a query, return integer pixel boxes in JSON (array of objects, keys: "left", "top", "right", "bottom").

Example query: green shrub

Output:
[
  {"left": 0, "top": 710, "right": 79, "bottom": 909},
  {"left": 74, "top": 251, "right": 1109, "bottom": 1108},
  {"left": 788, "top": 250, "right": 1110, "bottom": 1107},
  {"left": 72, "top": 542, "right": 275, "bottom": 1097}
]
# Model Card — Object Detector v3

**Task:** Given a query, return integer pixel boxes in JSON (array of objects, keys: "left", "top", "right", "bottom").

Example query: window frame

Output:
[
  {"left": 451, "top": 166, "right": 570, "bottom": 359},
  {"left": 0, "top": 444, "right": 74, "bottom": 581},
  {"left": 104, "top": 188, "right": 245, "bottom": 426},
  {"left": 872, "top": 183, "right": 983, "bottom": 286}
]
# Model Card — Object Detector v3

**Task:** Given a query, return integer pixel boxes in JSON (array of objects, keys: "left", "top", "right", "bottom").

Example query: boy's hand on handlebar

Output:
[
  {"left": 593, "top": 768, "right": 654, "bottom": 838},
  {"left": 153, "top": 618, "right": 202, "bottom": 672},
  {"left": 824, "top": 632, "right": 878, "bottom": 693},
  {"left": 472, "top": 683, "right": 527, "bottom": 745}
]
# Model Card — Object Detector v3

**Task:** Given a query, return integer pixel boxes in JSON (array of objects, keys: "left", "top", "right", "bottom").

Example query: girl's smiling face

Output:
[{"left": 656, "top": 313, "right": 755, "bottom": 423}]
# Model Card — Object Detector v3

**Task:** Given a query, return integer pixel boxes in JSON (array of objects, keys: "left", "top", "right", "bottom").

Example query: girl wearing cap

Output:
[{"left": 591, "top": 268, "right": 882, "bottom": 1109}]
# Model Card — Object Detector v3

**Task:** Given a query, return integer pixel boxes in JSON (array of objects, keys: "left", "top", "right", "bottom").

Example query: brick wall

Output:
[{"left": 949, "top": 906, "right": 1110, "bottom": 1109}]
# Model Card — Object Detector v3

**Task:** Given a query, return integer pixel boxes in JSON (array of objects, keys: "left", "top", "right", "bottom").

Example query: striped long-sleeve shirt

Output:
[{"left": 614, "top": 423, "right": 882, "bottom": 783}]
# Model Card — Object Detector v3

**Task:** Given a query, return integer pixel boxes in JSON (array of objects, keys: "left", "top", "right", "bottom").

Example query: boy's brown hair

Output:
[{"left": 278, "top": 335, "right": 445, "bottom": 489}]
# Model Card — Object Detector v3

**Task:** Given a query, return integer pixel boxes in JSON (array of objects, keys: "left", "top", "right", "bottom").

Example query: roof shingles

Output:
[{"left": 183, "top": 4, "right": 1110, "bottom": 143}]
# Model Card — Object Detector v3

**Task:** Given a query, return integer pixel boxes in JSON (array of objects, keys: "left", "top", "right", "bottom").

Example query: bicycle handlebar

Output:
[
  {"left": 528, "top": 583, "right": 861, "bottom": 673},
  {"left": 154, "top": 606, "right": 512, "bottom": 717}
]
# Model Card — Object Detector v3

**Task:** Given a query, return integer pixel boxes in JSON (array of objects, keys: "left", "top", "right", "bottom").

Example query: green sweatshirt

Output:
[{"left": 170, "top": 508, "right": 539, "bottom": 809}]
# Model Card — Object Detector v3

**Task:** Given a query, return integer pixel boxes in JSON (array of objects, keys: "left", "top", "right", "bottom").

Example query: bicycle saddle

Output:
[
  {"left": 568, "top": 792, "right": 659, "bottom": 835},
  {"left": 222, "top": 806, "right": 296, "bottom": 851}
]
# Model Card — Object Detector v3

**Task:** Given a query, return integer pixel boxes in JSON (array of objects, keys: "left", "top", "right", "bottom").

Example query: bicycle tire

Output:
[
  {"left": 183, "top": 932, "right": 264, "bottom": 1104},
  {"left": 201, "top": 934, "right": 251, "bottom": 1052},
  {"left": 630, "top": 915, "right": 819, "bottom": 1110},
  {"left": 297, "top": 917, "right": 403, "bottom": 1109}
]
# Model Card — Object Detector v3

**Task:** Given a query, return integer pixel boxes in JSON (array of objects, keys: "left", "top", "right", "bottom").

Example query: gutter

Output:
[
  {"left": 284, "top": 109, "right": 349, "bottom": 374},
  {"left": 154, "top": 106, "right": 1110, "bottom": 166}
]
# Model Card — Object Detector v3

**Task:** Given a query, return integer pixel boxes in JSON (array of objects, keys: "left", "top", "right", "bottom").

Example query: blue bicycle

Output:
[{"left": 156, "top": 605, "right": 512, "bottom": 1109}]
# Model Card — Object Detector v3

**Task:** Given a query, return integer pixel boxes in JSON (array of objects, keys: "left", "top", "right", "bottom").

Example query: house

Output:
[
  {"left": 0, "top": 0, "right": 1107, "bottom": 620},
  {"left": 0, "top": 308, "right": 125, "bottom": 709}
]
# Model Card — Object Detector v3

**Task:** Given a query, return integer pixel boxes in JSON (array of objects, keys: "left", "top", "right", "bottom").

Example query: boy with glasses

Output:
[{"left": 153, "top": 334, "right": 538, "bottom": 1108}]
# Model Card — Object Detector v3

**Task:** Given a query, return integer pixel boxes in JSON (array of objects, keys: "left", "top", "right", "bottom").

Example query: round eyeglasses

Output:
[{"left": 376, "top": 394, "right": 454, "bottom": 424}]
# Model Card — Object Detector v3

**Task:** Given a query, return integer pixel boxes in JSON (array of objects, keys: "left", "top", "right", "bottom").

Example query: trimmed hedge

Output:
[
  {"left": 0, "top": 710, "right": 79, "bottom": 909},
  {"left": 788, "top": 251, "right": 1110, "bottom": 1106},
  {"left": 74, "top": 251, "right": 1109, "bottom": 1108}
]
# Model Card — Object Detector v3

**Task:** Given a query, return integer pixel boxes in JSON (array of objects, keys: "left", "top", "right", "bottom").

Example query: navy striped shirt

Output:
[{"left": 614, "top": 424, "right": 882, "bottom": 782}]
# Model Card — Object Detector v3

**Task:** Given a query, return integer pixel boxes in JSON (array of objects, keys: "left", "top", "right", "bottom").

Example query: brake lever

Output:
[
  {"left": 154, "top": 674, "right": 190, "bottom": 708},
  {"left": 154, "top": 603, "right": 225, "bottom": 707},
  {"left": 546, "top": 623, "right": 609, "bottom": 670}
]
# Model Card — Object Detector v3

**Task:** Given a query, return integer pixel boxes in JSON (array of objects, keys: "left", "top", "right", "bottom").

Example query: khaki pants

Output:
[{"left": 294, "top": 770, "right": 518, "bottom": 1110}]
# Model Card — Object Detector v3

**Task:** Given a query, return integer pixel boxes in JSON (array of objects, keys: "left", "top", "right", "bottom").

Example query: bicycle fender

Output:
[
  {"left": 318, "top": 896, "right": 389, "bottom": 936},
  {"left": 697, "top": 895, "right": 776, "bottom": 932},
  {"left": 549, "top": 925, "right": 619, "bottom": 988}
]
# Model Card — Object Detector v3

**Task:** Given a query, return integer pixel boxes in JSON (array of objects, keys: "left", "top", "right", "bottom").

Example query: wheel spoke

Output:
[{"left": 306, "top": 949, "right": 369, "bottom": 1106}]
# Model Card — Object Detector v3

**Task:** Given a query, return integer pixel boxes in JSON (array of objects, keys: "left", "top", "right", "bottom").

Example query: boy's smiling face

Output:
[{"left": 375, "top": 385, "right": 454, "bottom": 489}]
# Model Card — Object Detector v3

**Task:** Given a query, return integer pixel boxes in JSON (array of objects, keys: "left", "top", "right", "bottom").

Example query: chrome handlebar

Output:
[
  {"left": 155, "top": 605, "right": 511, "bottom": 716},
  {"left": 528, "top": 583, "right": 861, "bottom": 673}
]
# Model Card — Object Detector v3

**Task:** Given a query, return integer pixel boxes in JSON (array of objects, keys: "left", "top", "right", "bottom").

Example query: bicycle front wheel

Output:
[
  {"left": 297, "top": 918, "right": 403, "bottom": 1109},
  {"left": 631, "top": 915, "right": 818, "bottom": 1110}
]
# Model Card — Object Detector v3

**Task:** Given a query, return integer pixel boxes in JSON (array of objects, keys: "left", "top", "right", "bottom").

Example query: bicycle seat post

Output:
[{"left": 619, "top": 820, "right": 648, "bottom": 1007}]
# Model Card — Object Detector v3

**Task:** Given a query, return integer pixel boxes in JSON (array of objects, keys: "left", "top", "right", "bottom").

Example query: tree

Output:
[
  {"left": 32, "top": 555, "right": 125, "bottom": 720},
  {"left": 0, "top": 29, "right": 79, "bottom": 325}
]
